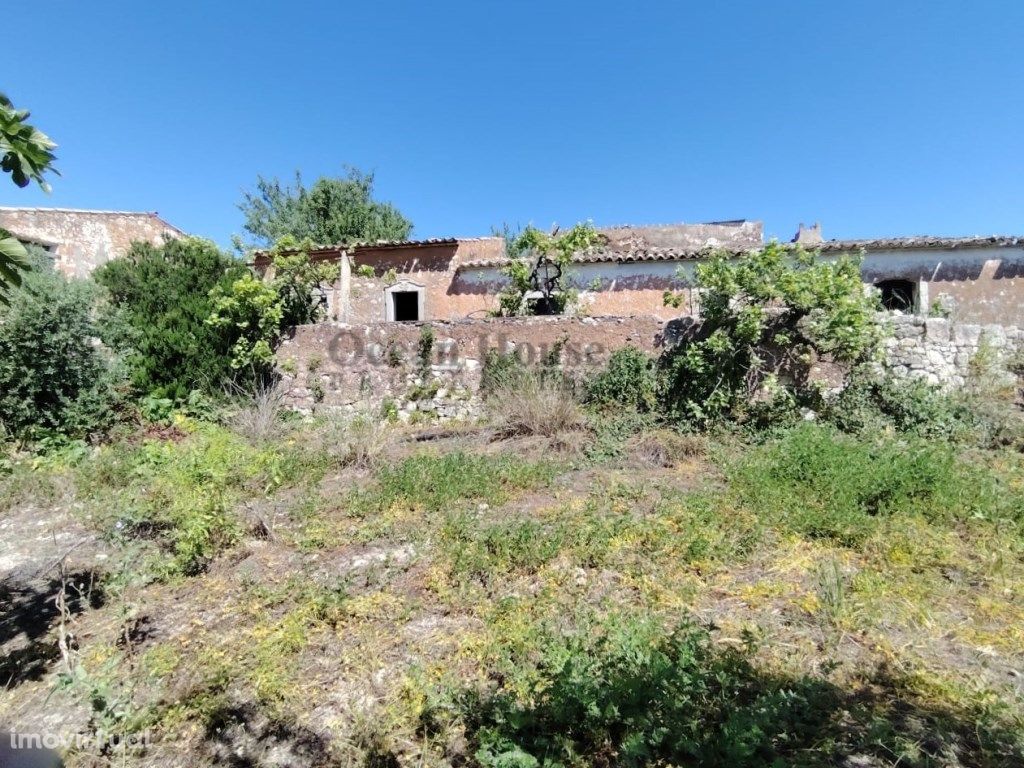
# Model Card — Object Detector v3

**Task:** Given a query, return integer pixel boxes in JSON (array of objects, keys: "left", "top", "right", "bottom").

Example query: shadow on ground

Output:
[
  {"left": 200, "top": 702, "right": 340, "bottom": 768},
  {"left": 0, "top": 569, "right": 104, "bottom": 687},
  {"left": 423, "top": 628, "right": 1023, "bottom": 768}
]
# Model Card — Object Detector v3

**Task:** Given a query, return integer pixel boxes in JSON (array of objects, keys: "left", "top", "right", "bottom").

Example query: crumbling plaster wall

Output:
[
  {"left": 332, "top": 238, "right": 504, "bottom": 322},
  {"left": 456, "top": 261, "right": 700, "bottom": 320},
  {"left": 859, "top": 248, "right": 1024, "bottom": 325}
]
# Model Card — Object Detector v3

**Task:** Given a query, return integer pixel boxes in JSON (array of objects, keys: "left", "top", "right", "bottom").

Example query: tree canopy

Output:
[
  {"left": 95, "top": 237, "right": 246, "bottom": 400},
  {"left": 237, "top": 168, "right": 413, "bottom": 249},
  {"left": 0, "top": 92, "right": 59, "bottom": 303},
  {"left": 1, "top": 92, "right": 57, "bottom": 191}
]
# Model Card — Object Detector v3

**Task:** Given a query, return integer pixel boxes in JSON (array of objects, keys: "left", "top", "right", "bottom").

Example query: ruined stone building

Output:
[
  {"left": 0, "top": 206, "right": 184, "bottom": 278},
  {"left": 258, "top": 220, "right": 1024, "bottom": 326}
]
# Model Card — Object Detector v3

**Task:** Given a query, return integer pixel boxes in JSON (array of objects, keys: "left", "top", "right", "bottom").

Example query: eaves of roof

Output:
[{"left": 457, "top": 236, "right": 1024, "bottom": 270}]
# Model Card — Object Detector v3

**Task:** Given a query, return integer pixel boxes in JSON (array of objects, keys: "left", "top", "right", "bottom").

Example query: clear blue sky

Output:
[{"left": 4, "top": 1, "right": 1023, "bottom": 247}]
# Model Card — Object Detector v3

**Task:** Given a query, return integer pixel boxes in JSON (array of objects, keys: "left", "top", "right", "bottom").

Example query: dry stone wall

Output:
[
  {"left": 277, "top": 314, "right": 1022, "bottom": 419},
  {"left": 276, "top": 315, "right": 667, "bottom": 418},
  {"left": 883, "top": 315, "right": 1023, "bottom": 387}
]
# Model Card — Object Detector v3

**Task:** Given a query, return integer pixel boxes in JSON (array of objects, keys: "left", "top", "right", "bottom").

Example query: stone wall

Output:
[
  {"left": 277, "top": 315, "right": 667, "bottom": 417},
  {"left": 882, "top": 315, "right": 1023, "bottom": 387},
  {"left": 0, "top": 207, "right": 182, "bottom": 278},
  {"left": 277, "top": 314, "right": 1023, "bottom": 418}
]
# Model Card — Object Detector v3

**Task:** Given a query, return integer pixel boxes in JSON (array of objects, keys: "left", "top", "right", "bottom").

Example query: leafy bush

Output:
[
  {"left": 262, "top": 236, "right": 338, "bottom": 327},
  {"left": 660, "top": 243, "right": 881, "bottom": 426},
  {"left": 207, "top": 271, "right": 284, "bottom": 373},
  {"left": 95, "top": 237, "right": 244, "bottom": 400},
  {"left": 0, "top": 267, "right": 125, "bottom": 439},
  {"left": 207, "top": 239, "right": 337, "bottom": 377},
  {"left": 825, "top": 370, "right": 972, "bottom": 439},
  {"left": 453, "top": 616, "right": 835, "bottom": 768},
  {"left": 729, "top": 423, "right": 1021, "bottom": 545},
  {"left": 586, "top": 346, "right": 657, "bottom": 412}
]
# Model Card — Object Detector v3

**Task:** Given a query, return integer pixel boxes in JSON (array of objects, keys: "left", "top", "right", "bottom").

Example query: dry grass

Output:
[
  {"left": 311, "top": 411, "right": 393, "bottom": 469},
  {"left": 342, "top": 414, "right": 393, "bottom": 468},
  {"left": 487, "top": 375, "right": 584, "bottom": 437},
  {"left": 229, "top": 380, "right": 286, "bottom": 444},
  {"left": 629, "top": 429, "right": 707, "bottom": 467}
]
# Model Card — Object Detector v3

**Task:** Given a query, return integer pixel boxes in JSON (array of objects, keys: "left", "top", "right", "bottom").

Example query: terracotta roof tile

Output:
[{"left": 457, "top": 235, "right": 1024, "bottom": 270}]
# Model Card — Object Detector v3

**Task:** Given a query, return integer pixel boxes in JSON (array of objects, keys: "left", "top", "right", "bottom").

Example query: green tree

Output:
[
  {"left": 0, "top": 265, "right": 124, "bottom": 439},
  {"left": 238, "top": 168, "right": 412, "bottom": 248},
  {"left": 95, "top": 237, "right": 246, "bottom": 400},
  {"left": 660, "top": 243, "right": 881, "bottom": 426},
  {"left": 0, "top": 92, "right": 59, "bottom": 302},
  {"left": 207, "top": 239, "right": 338, "bottom": 377},
  {"left": 207, "top": 272, "right": 283, "bottom": 373},
  {"left": 496, "top": 222, "right": 603, "bottom": 316}
]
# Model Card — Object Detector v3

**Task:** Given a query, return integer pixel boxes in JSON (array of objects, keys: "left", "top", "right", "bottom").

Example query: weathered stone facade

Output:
[
  {"left": 0, "top": 207, "right": 183, "bottom": 277},
  {"left": 883, "top": 315, "right": 1023, "bottom": 387}
]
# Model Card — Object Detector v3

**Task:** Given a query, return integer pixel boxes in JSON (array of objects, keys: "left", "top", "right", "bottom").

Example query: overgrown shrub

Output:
[
  {"left": 0, "top": 267, "right": 125, "bottom": 439},
  {"left": 660, "top": 243, "right": 881, "bottom": 427},
  {"left": 450, "top": 616, "right": 835, "bottom": 768},
  {"left": 207, "top": 238, "right": 337, "bottom": 380},
  {"left": 487, "top": 374, "right": 584, "bottom": 437},
  {"left": 95, "top": 237, "right": 244, "bottom": 400},
  {"left": 729, "top": 423, "right": 1021, "bottom": 545},
  {"left": 586, "top": 346, "right": 657, "bottom": 412},
  {"left": 825, "top": 369, "right": 973, "bottom": 439},
  {"left": 480, "top": 349, "right": 529, "bottom": 396}
]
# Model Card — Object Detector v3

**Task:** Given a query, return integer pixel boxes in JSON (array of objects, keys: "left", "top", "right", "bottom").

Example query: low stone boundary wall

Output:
[
  {"left": 883, "top": 316, "right": 1023, "bottom": 387},
  {"left": 277, "top": 315, "right": 667, "bottom": 416},
  {"left": 277, "top": 314, "right": 1022, "bottom": 417}
]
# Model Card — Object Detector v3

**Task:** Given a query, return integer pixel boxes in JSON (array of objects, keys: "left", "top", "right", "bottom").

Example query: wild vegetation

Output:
[
  {"left": 1, "top": 245, "right": 1023, "bottom": 767},
  {"left": 95, "top": 237, "right": 246, "bottom": 400},
  {"left": 237, "top": 168, "right": 413, "bottom": 250},
  {"left": 1, "top": 91, "right": 58, "bottom": 300},
  {"left": 495, "top": 222, "right": 603, "bottom": 316}
]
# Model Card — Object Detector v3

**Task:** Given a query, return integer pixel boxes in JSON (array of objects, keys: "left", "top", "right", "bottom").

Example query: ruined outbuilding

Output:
[
  {"left": 258, "top": 220, "right": 1024, "bottom": 326},
  {"left": 0, "top": 206, "right": 184, "bottom": 278}
]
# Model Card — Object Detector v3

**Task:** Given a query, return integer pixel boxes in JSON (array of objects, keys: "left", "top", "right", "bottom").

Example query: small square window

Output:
[
  {"left": 876, "top": 279, "right": 916, "bottom": 312},
  {"left": 392, "top": 291, "right": 420, "bottom": 322}
]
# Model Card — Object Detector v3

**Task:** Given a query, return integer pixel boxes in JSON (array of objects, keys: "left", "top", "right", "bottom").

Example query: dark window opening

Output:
[
  {"left": 877, "top": 279, "right": 916, "bottom": 312},
  {"left": 392, "top": 291, "right": 420, "bottom": 322}
]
